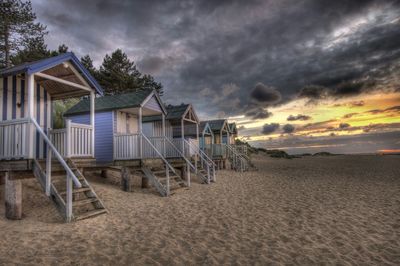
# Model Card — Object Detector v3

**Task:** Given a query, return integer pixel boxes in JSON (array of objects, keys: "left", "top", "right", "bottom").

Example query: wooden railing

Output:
[
  {"left": 113, "top": 133, "right": 141, "bottom": 160},
  {"left": 0, "top": 118, "right": 31, "bottom": 160},
  {"left": 49, "top": 120, "right": 93, "bottom": 158}
]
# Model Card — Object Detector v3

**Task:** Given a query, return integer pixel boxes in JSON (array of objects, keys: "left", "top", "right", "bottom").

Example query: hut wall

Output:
[{"left": 1, "top": 75, "right": 51, "bottom": 159}]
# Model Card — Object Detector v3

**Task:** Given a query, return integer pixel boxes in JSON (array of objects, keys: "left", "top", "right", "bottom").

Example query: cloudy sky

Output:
[{"left": 32, "top": 0, "right": 400, "bottom": 154}]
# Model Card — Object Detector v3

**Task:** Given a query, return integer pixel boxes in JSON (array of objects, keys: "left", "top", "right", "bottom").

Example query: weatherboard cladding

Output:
[
  {"left": 68, "top": 111, "right": 114, "bottom": 163},
  {"left": 0, "top": 75, "right": 51, "bottom": 159}
]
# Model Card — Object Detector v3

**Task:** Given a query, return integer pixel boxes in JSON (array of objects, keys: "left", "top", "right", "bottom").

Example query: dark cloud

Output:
[
  {"left": 342, "top": 113, "right": 358, "bottom": 119},
  {"left": 339, "top": 123, "right": 351, "bottom": 129},
  {"left": 349, "top": 100, "right": 365, "bottom": 107},
  {"left": 367, "top": 105, "right": 400, "bottom": 115},
  {"left": 246, "top": 107, "right": 272, "bottom": 120},
  {"left": 283, "top": 124, "right": 295, "bottom": 134},
  {"left": 31, "top": 0, "right": 400, "bottom": 118},
  {"left": 287, "top": 114, "right": 312, "bottom": 121},
  {"left": 261, "top": 123, "right": 280, "bottom": 135},
  {"left": 250, "top": 83, "right": 281, "bottom": 104}
]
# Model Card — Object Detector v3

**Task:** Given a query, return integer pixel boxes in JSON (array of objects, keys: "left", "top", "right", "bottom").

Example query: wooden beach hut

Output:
[
  {"left": 143, "top": 104, "right": 215, "bottom": 184},
  {"left": 0, "top": 53, "right": 107, "bottom": 222}
]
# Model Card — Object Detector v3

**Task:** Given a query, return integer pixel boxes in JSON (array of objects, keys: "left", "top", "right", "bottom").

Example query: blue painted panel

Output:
[
  {"left": 2, "top": 77, "right": 7, "bottom": 120},
  {"left": 12, "top": 76, "right": 16, "bottom": 119},
  {"left": 68, "top": 111, "right": 114, "bottom": 163}
]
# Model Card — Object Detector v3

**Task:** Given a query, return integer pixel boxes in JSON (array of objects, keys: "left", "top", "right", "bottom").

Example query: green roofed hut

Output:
[{"left": 143, "top": 104, "right": 215, "bottom": 183}]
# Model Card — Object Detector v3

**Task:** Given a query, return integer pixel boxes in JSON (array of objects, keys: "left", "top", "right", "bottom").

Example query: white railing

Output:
[
  {"left": 49, "top": 121, "right": 93, "bottom": 158},
  {"left": 113, "top": 133, "right": 141, "bottom": 160},
  {"left": 31, "top": 118, "right": 82, "bottom": 222},
  {"left": 49, "top": 128, "right": 67, "bottom": 157},
  {"left": 184, "top": 139, "right": 216, "bottom": 182},
  {"left": 224, "top": 144, "right": 248, "bottom": 172},
  {"left": 69, "top": 122, "right": 93, "bottom": 157},
  {"left": 0, "top": 118, "right": 30, "bottom": 160}
]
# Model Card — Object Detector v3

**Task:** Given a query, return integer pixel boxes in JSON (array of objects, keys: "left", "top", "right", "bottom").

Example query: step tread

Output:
[
  {"left": 60, "top": 187, "right": 91, "bottom": 195},
  {"left": 73, "top": 198, "right": 99, "bottom": 206},
  {"left": 75, "top": 208, "right": 107, "bottom": 221}
]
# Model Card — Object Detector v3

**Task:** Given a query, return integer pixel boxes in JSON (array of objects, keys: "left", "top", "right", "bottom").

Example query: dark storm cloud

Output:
[
  {"left": 366, "top": 105, "right": 400, "bottom": 115},
  {"left": 282, "top": 124, "right": 295, "bottom": 134},
  {"left": 250, "top": 83, "right": 282, "bottom": 104},
  {"left": 261, "top": 123, "right": 280, "bottom": 135},
  {"left": 32, "top": 0, "right": 400, "bottom": 117},
  {"left": 287, "top": 114, "right": 312, "bottom": 121},
  {"left": 339, "top": 123, "right": 351, "bottom": 129},
  {"left": 245, "top": 107, "right": 272, "bottom": 120}
]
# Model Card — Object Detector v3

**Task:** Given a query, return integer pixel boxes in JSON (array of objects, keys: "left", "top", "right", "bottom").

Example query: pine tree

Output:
[
  {"left": 97, "top": 49, "right": 142, "bottom": 95},
  {"left": 81, "top": 54, "right": 97, "bottom": 77},
  {"left": 141, "top": 74, "right": 163, "bottom": 96},
  {"left": 0, "top": 0, "right": 47, "bottom": 68},
  {"left": 10, "top": 35, "right": 49, "bottom": 64}
]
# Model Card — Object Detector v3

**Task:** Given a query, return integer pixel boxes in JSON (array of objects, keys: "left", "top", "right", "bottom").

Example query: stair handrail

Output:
[
  {"left": 186, "top": 140, "right": 215, "bottom": 167},
  {"left": 163, "top": 137, "right": 195, "bottom": 171},
  {"left": 224, "top": 143, "right": 248, "bottom": 172},
  {"left": 30, "top": 118, "right": 82, "bottom": 188},
  {"left": 141, "top": 133, "right": 179, "bottom": 187},
  {"left": 183, "top": 139, "right": 216, "bottom": 182}
]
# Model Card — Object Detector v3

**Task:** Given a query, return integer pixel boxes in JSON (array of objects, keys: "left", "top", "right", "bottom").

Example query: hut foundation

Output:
[{"left": 5, "top": 172, "right": 23, "bottom": 220}]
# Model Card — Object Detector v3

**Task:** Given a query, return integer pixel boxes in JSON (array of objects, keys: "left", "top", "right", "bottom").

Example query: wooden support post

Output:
[
  {"left": 27, "top": 74, "right": 35, "bottom": 158},
  {"left": 101, "top": 170, "right": 107, "bottom": 178},
  {"left": 90, "top": 91, "right": 95, "bottom": 157},
  {"left": 181, "top": 119, "right": 184, "bottom": 155},
  {"left": 223, "top": 160, "right": 226, "bottom": 169},
  {"left": 66, "top": 174, "right": 73, "bottom": 222},
  {"left": 141, "top": 176, "right": 149, "bottom": 188},
  {"left": 162, "top": 113, "right": 166, "bottom": 156},
  {"left": 46, "top": 143, "right": 52, "bottom": 196},
  {"left": 5, "top": 172, "right": 22, "bottom": 220},
  {"left": 180, "top": 166, "right": 187, "bottom": 180},
  {"left": 121, "top": 167, "right": 132, "bottom": 192},
  {"left": 65, "top": 119, "right": 71, "bottom": 158},
  {"left": 139, "top": 107, "right": 143, "bottom": 158},
  {"left": 186, "top": 163, "right": 191, "bottom": 187}
]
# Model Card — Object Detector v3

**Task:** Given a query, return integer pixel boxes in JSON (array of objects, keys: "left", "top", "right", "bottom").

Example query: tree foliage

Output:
[{"left": 0, "top": 0, "right": 47, "bottom": 67}]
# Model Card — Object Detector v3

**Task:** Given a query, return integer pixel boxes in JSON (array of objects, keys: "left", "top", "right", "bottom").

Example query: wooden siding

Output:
[
  {"left": 68, "top": 111, "right": 114, "bottom": 163},
  {"left": 142, "top": 120, "right": 172, "bottom": 138},
  {"left": 143, "top": 95, "right": 162, "bottom": 113},
  {"left": 115, "top": 111, "right": 138, "bottom": 134},
  {"left": 0, "top": 75, "right": 51, "bottom": 159}
]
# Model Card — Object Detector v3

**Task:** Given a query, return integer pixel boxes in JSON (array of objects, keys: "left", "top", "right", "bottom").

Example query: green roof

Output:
[
  {"left": 65, "top": 90, "right": 154, "bottom": 116},
  {"left": 205, "top": 119, "right": 227, "bottom": 132},
  {"left": 142, "top": 104, "right": 189, "bottom": 122}
]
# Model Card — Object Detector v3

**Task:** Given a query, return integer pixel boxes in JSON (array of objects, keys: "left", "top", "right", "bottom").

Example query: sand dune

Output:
[{"left": 0, "top": 155, "right": 399, "bottom": 265}]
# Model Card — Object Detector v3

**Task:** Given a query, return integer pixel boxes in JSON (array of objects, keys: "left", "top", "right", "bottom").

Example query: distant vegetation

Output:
[{"left": 237, "top": 139, "right": 337, "bottom": 159}]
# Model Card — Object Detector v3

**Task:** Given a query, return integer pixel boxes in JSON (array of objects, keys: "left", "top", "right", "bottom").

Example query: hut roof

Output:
[
  {"left": 142, "top": 104, "right": 198, "bottom": 122},
  {"left": 0, "top": 52, "right": 103, "bottom": 96},
  {"left": 65, "top": 90, "right": 161, "bottom": 116},
  {"left": 206, "top": 119, "right": 228, "bottom": 132},
  {"left": 228, "top": 122, "right": 237, "bottom": 134}
]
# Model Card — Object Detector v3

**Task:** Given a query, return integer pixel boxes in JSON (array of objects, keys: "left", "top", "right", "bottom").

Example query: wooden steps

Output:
[
  {"left": 33, "top": 159, "right": 107, "bottom": 222},
  {"left": 141, "top": 164, "right": 187, "bottom": 196}
]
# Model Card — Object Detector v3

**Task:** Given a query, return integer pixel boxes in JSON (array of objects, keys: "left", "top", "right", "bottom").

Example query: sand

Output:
[{"left": 0, "top": 155, "right": 399, "bottom": 265}]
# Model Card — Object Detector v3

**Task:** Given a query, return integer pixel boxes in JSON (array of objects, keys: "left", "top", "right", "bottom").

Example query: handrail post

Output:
[
  {"left": 187, "top": 162, "right": 191, "bottom": 187},
  {"left": 66, "top": 173, "right": 73, "bottom": 222},
  {"left": 65, "top": 119, "right": 71, "bottom": 158},
  {"left": 45, "top": 143, "right": 52, "bottom": 196},
  {"left": 166, "top": 166, "right": 170, "bottom": 196}
]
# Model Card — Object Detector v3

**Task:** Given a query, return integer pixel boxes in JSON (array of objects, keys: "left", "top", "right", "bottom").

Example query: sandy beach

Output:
[{"left": 0, "top": 155, "right": 399, "bottom": 265}]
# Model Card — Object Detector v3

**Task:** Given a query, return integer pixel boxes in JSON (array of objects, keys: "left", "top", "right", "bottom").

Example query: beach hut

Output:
[
  {"left": 65, "top": 91, "right": 202, "bottom": 195},
  {"left": 0, "top": 53, "right": 106, "bottom": 222},
  {"left": 143, "top": 104, "right": 215, "bottom": 183}
]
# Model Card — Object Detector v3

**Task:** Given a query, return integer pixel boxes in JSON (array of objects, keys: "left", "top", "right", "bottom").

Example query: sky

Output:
[{"left": 32, "top": 0, "right": 400, "bottom": 154}]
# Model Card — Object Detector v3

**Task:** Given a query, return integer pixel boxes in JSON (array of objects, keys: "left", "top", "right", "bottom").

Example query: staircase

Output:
[
  {"left": 33, "top": 159, "right": 107, "bottom": 221},
  {"left": 141, "top": 165, "right": 187, "bottom": 196},
  {"left": 182, "top": 139, "right": 216, "bottom": 184},
  {"left": 225, "top": 144, "right": 257, "bottom": 172}
]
